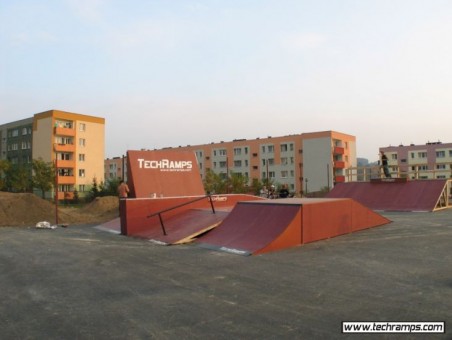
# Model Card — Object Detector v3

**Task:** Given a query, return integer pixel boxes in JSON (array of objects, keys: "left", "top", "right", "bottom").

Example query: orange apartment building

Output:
[
  {"left": 31, "top": 110, "right": 105, "bottom": 199},
  {"left": 107, "top": 131, "right": 356, "bottom": 195}
]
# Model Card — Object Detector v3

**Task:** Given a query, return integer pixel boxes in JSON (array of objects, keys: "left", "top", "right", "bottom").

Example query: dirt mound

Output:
[
  {"left": 0, "top": 192, "right": 57, "bottom": 226},
  {"left": 82, "top": 196, "right": 119, "bottom": 215},
  {"left": 0, "top": 192, "right": 118, "bottom": 227}
]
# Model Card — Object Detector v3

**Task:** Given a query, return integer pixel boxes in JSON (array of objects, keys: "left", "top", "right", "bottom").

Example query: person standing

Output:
[
  {"left": 380, "top": 152, "right": 391, "bottom": 178},
  {"left": 118, "top": 180, "right": 130, "bottom": 198},
  {"left": 117, "top": 180, "right": 130, "bottom": 214}
]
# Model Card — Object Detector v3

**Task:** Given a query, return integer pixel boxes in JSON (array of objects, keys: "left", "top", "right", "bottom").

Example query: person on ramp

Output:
[{"left": 380, "top": 151, "right": 391, "bottom": 178}]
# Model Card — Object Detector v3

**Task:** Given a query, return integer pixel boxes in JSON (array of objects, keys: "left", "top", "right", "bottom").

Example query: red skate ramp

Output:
[
  {"left": 197, "top": 198, "right": 390, "bottom": 255},
  {"left": 327, "top": 179, "right": 452, "bottom": 212},
  {"left": 135, "top": 209, "right": 230, "bottom": 245},
  {"left": 120, "top": 194, "right": 264, "bottom": 244}
]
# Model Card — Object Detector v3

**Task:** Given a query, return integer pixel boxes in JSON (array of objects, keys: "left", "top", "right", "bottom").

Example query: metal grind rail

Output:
[{"left": 146, "top": 195, "right": 216, "bottom": 236}]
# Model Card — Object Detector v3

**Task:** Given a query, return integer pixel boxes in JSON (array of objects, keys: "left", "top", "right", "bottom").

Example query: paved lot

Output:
[{"left": 1, "top": 210, "right": 451, "bottom": 339}]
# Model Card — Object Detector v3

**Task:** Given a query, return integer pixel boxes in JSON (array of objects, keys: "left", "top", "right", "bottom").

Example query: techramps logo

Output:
[{"left": 137, "top": 158, "right": 193, "bottom": 172}]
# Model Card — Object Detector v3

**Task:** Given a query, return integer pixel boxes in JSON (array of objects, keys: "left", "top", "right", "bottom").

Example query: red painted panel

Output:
[
  {"left": 302, "top": 199, "right": 352, "bottom": 243},
  {"left": 126, "top": 150, "right": 205, "bottom": 198}
]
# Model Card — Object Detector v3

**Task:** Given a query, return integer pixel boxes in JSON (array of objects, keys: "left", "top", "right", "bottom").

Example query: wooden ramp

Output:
[
  {"left": 196, "top": 198, "right": 390, "bottom": 255},
  {"left": 327, "top": 179, "right": 452, "bottom": 212}
]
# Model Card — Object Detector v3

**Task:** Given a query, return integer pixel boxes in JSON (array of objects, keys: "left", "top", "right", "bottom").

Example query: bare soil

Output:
[{"left": 0, "top": 192, "right": 119, "bottom": 226}]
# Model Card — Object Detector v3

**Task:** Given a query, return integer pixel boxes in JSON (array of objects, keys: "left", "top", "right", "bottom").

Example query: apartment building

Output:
[
  {"left": 380, "top": 142, "right": 452, "bottom": 179},
  {"left": 0, "top": 117, "right": 34, "bottom": 165},
  {"left": 174, "top": 130, "right": 356, "bottom": 194},
  {"left": 1, "top": 110, "right": 105, "bottom": 199},
  {"left": 105, "top": 156, "right": 128, "bottom": 181}
]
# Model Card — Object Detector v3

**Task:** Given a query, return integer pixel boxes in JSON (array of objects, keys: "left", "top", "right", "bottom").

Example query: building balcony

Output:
[
  {"left": 54, "top": 143, "right": 75, "bottom": 153},
  {"left": 56, "top": 191, "right": 74, "bottom": 200},
  {"left": 333, "top": 146, "right": 344, "bottom": 155},
  {"left": 54, "top": 127, "right": 75, "bottom": 137},
  {"left": 334, "top": 175, "right": 346, "bottom": 183},
  {"left": 56, "top": 160, "right": 75, "bottom": 168},
  {"left": 334, "top": 161, "right": 345, "bottom": 169},
  {"left": 57, "top": 175, "right": 75, "bottom": 185}
]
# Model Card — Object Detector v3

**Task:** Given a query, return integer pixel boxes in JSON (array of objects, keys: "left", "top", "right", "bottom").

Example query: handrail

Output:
[
  {"left": 146, "top": 194, "right": 216, "bottom": 236},
  {"left": 345, "top": 165, "right": 452, "bottom": 182}
]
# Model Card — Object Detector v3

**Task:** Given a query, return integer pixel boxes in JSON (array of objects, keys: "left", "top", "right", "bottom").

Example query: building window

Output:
[
  {"left": 436, "top": 151, "right": 445, "bottom": 158},
  {"left": 414, "top": 165, "right": 428, "bottom": 171},
  {"left": 79, "top": 138, "right": 86, "bottom": 147},
  {"left": 79, "top": 185, "right": 86, "bottom": 192},
  {"left": 281, "top": 170, "right": 288, "bottom": 178},
  {"left": 281, "top": 144, "right": 288, "bottom": 152},
  {"left": 219, "top": 161, "right": 227, "bottom": 168},
  {"left": 290, "top": 143, "right": 294, "bottom": 151},
  {"left": 79, "top": 169, "right": 85, "bottom": 177},
  {"left": 391, "top": 154, "right": 397, "bottom": 160},
  {"left": 219, "top": 149, "right": 227, "bottom": 156},
  {"left": 234, "top": 148, "right": 241, "bottom": 156},
  {"left": 436, "top": 164, "right": 446, "bottom": 170},
  {"left": 269, "top": 171, "right": 275, "bottom": 178},
  {"left": 281, "top": 157, "right": 288, "bottom": 165},
  {"left": 22, "top": 128, "right": 28, "bottom": 135},
  {"left": 418, "top": 152, "right": 427, "bottom": 158},
  {"left": 234, "top": 160, "right": 242, "bottom": 167},
  {"left": 267, "top": 145, "right": 274, "bottom": 153},
  {"left": 268, "top": 158, "right": 274, "bottom": 165},
  {"left": 244, "top": 147, "right": 248, "bottom": 154},
  {"left": 79, "top": 154, "right": 85, "bottom": 161},
  {"left": 79, "top": 123, "right": 86, "bottom": 132}
]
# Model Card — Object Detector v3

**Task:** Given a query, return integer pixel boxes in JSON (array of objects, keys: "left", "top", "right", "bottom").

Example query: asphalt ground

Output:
[{"left": 1, "top": 210, "right": 451, "bottom": 339}]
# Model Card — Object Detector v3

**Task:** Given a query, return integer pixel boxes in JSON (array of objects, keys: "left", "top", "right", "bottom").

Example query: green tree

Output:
[
  {"left": 72, "top": 189, "right": 80, "bottom": 204},
  {"left": 101, "top": 177, "right": 121, "bottom": 196},
  {"left": 203, "top": 169, "right": 226, "bottom": 194},
  {"left": 0, "top": 159, "right": 11, "bottom": 191},
  {"left": 10, "top": 165, "right": 32, "bottom": 192},
  {"left": 87, "top": 177, "right": 100, "bottom": 201},
  {"left": 228, "top": 171, "right": 248, "bottom": 194},
  {"left": 250, "top": 178, "right": 263, "bottom": 196},
  {"left": 32, "top": 158, "right": 55, "bottom": 198}
]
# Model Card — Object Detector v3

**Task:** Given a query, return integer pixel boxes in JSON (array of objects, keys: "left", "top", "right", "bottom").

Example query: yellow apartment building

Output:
[{"left": 30, "top": 110, "right": 105, "bottom": 199}]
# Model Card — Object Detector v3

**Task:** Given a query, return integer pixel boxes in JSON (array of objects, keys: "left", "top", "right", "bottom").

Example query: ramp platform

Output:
[
  {"left": 196, "top": 198, "right": 390, "bottom": 255},
  {"left": 327, "top": 179, "right": 452, "bottom": 212}
]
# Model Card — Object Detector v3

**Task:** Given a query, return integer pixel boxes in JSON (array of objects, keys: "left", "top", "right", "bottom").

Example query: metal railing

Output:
[
  {"left": 146, "top": 194, "right": 216, "bottom": 236},
  {"left": 346, "top": 165, "right": 452, "bottom": 182}
]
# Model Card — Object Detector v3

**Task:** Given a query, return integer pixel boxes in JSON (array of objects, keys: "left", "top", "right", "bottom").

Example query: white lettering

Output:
[{"left": 137, "top": 158, "right": 193, "bottom": 171}]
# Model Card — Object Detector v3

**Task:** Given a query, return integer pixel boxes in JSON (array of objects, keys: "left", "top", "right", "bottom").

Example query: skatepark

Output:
[{"left": 1, "top": 149, "right": 451, "bottom": 338}]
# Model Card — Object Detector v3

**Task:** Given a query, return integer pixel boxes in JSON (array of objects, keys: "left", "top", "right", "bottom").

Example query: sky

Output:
[{"left": 1, "top": 0, "right": 451, "bottom": 162}]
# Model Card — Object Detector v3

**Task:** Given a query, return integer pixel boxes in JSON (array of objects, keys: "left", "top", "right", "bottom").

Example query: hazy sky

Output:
[{"left": 1, "top": 0, "right": 451, "bottom": 162}]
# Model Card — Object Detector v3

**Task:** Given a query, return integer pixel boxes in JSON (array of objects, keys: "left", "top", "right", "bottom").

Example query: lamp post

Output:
[
  {"left": 305, "top": 178, "right": 308, "bottom": 196},
  {"left": 266, "top": 159, "right": 269, "bottom": 188},
  {"left": 54, "top": 144, "right": 59, "bottom": 225}
]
